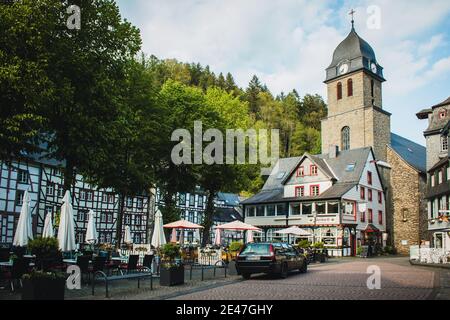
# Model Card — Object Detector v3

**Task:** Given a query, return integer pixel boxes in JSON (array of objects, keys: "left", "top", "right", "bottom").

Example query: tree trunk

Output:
[
  {"left": 115, "top": 194, "right": 125, "bottom": 249},
  {"left": 63, "top": 159, "right": 75, "bottom": 192},
  {"left": 201, "top": 190, "right": 216, "bottom": 247}
]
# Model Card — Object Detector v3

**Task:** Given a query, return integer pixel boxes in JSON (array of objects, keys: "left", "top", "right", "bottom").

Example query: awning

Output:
[{"left": 363, "top": 224, "right": 380, "bottom": 233}]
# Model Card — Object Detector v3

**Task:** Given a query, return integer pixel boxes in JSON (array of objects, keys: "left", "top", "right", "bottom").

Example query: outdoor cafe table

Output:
[{"left": 0, "top": 261, "right": 35, "bottom": 267}]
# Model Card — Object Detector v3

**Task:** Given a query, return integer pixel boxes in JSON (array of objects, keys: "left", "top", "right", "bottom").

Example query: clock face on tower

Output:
[
  {"left": 371, "top": 62, "right": 377, "bottom": 74},
  {"left": 338, "top": 63, "right": 349, "bottom": 75}
]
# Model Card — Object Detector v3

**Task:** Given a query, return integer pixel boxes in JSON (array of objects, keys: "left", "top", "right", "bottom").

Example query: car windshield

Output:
[{"left": 241, "top": 244, "right": 270, "bottom": 255}]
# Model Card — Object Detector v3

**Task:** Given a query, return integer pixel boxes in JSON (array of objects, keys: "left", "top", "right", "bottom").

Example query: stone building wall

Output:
[{"left": 387, "top": 146, "right": 428, "bottom": 255}]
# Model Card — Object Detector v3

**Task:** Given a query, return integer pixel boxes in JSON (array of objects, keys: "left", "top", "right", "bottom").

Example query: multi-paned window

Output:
[
  {"left": 126, "top": 197, "right": 133, "bottom": 207},
  {"left": 367, "top": 171, "right": 373, "bottom": 185},
  {"left": 137, "top": 198, "right": 144, "bottom": 209},
  {"left": 297, "top": 166, "right": 305, "bottom": 177},
  {"left": 368, "top": 209, "right": 373, "bottom": 223},
  {"left": 135, "top": 215, "right": 142, "bottom": 226},
  {"left": 17, "top": 169, "right": 28, "bottom": 184},
  {"left": 310, "top": 165, "right": 318, "bottom": 176},
  {"left": 441, "top": 135, "right": 448, "bottom": 152},
  {"left": 15, "top": 190, "right": 25, "bottom": 206},
  {"left": 47, "top": 183, "right": 55, "bottom": 196},
  {"left": 295, "top": 186, "right": 305, "bottom": 197},
  {"left": 198, "top": 196, "right": 203, "bottom": 208},
  {"left": 256, "top": 206, "right": 265, "bottom": 217},
  {"left": 267, "top": 205, "right": 276, "bottom": 217},
  {"left": 310, "top": 185, "right": 320, "bottom": 196},
  {"left": 189, "top": 194, "right": 195, "bottom": 207},
  {"left": 179, "top": 193, "right": 186, "bottom": 206}
]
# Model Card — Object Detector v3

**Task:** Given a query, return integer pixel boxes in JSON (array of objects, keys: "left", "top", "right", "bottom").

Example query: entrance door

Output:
[{"left": 351, "top": 234, "right": 356, "bottom": 256}]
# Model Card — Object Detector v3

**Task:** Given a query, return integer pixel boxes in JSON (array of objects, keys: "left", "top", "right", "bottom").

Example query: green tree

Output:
[
  {"left": 1, "top": 0, "right": 142, "bottom": 192},
  {"left": 199, "top": 88, "right": 258, "bottom": 245}
]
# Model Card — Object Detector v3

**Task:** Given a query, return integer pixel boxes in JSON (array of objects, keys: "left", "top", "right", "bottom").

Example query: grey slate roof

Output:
[
  {"left": 241, "top": 147, "right": 372, "bottom": 205},
  {"left": 326, "top": 27, "right": 385, "bottom": 82},
  {"left": 216, "top": 192, "right": 241, "bottom": 207},
  {"left": 390, "top": 133, "right": 426, "bottom": 173},
  {"left": 214, "top": 207, "right": 243, "bottom": 222}
]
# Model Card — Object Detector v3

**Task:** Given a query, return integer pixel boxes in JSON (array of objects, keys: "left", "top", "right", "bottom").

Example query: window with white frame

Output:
[
  {"left": 267, "top": 205, "right": 276, "bottom": 216},
  {"left": 276, "top": 204, "right": 285, "bottom": 216},
  {"left": 80, "top": 190, "right": 86, "bottom": 201},
  {"left": 256, "top": 206, "right": 265, "bottom": 217},
  {"left": 302, "top": 203, "right": 312, "bottom": 216},
  {"left": 126, "top": 197, "right": 133, "bottom": 207},
  {"left": 47, "top": 183, "right": 55, "bottom": 196},
  {"left": 17, "top": 169, "right": 28, "bottom": 184},
  {"left": 290, "top": 203, "right": 301, "bottom": 216},
  {"left": 137, "top": 198, "right": 143, "bottom": 209},
  {"left": 15, "top": 190, "right": 25, "bottom": 206}
]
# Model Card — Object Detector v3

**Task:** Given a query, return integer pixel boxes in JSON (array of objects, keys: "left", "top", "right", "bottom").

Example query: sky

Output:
[{"left": 116, "top": 0, "right": 450, "bottom": 146}]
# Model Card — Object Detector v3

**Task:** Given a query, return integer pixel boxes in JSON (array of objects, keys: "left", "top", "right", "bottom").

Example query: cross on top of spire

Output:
[{"left": 349, "top": 9, "right": 356, "bottom": 29}]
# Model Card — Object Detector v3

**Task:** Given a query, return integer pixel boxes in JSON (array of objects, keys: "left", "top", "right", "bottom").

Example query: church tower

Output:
[{"left": 321, "top": 22, "right": 391, "bottom": 161}]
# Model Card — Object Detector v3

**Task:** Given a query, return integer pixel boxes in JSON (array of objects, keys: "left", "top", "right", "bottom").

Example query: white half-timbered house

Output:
[
  {"left": 0, "top": 156, "right": 151, "bottom": 246},
  {"left": 242, "top": 147, "right": 387, "bottom": 257}
]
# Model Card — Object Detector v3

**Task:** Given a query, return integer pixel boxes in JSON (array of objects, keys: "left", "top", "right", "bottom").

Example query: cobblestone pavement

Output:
[
  {"left": 0, "top": 267, "right": 240, "bottom": 300},
  {"left": 171, "top": 257, "right": 445, "bottom": 300}
]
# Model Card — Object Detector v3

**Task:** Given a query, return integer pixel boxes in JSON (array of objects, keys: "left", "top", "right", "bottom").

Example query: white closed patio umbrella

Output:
[
  {"left": 214, "top": 228, "right": 222, "bottom": 246},
  {"left": 85, "top": 210, "right": 98, "bottom": 244},
  {"left": 13, "top": 190, "right": 33, "bottom": 247},
  {"left": 124, "top": 225, "right": 133, "bottom": 244},
  {"left": 151, "top": 210, "right": 166, "bottom": 248},
  {"left": 42, "top": 213, "right": 54, "bottom": 238},
  {"left": 246, "top": 230, "right": 254, "bottom": 243},
  {"left": 57, "top": 191, "right": 76, "bottom": 252}
]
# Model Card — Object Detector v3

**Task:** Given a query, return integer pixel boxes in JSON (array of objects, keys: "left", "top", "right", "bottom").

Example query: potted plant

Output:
[
  {"left": 312, "top": 242, "right": 326, "bottom": 263},
  {"left": 22, "top": 271, "right": 66, "bottom": 300},
  {"left": 226, "top": 241, "right": 243, "bottom": 275},
  {"left": 159, "top": 243, "right": 184, "bottom": 286},
  {"left": 22, "top": 237, "right": 66, "bottom": 300}
]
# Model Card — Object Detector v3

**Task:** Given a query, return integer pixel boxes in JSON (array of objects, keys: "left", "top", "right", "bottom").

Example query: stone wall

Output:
[
  {"left": 387, "top": 146, "right": 428, "bottom": 255},
  {"left": 321, "top": 70, "right": 390, "bottom": 162}
]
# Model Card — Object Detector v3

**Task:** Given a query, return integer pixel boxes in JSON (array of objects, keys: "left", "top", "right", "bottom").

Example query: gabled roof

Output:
[
  {"left": 281, "top": 153, "right": 336, "bottom": 185},
  {"left": 242, "top": 147, "right": 373, "bottom": 205},
  {"left": 390, "top": 133, "right": 426, "bottom": 173}
]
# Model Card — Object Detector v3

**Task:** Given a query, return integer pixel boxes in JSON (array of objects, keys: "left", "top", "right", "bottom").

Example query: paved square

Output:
[{"left": 171, "top": 257, "right": 441, "bottom": 300}]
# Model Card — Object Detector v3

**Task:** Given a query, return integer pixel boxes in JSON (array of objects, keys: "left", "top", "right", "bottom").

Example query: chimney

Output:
[{"left": 329, "top": 145, "right": 339, "bottom": 159}]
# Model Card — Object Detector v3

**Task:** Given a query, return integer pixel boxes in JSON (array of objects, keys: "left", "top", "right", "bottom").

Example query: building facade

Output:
[
  {"left": 242, "top": 147, "right": 386, "bottom": 257},
  {"left": 243, "top": 23, "right": 428, "bottom": 255},
  {"left": 417, "top": 98, "right": 450, "bottom": 250},
  {"left": 0, "top": 158, "right": 152, "bottom": 246}
]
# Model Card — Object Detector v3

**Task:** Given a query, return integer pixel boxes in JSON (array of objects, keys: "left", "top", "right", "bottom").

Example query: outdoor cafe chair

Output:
[
  {"left": 76, "top": 255, "right": 91, "bottom": 283},
  {"left": 4, "top": 258, "right": 29, "bottom": 292},
  {"left": 0, "top": 248, "right": 11, "bottom": 262},
  {"left": 139, "top": 254, "right": 154, "bottom": 272},
  {"left": 119, "top": 255, "right": 139, "bottom": 274}
]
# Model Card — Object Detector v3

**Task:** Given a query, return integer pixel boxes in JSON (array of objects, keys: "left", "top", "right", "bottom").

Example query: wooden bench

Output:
[
  {"left": 188, "top": 261, "right": 228, "bottom": 281},
  {"left": 92, "top": 268, "right": 156, "bottom": 298}
]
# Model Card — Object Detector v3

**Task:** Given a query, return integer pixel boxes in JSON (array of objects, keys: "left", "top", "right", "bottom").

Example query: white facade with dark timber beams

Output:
[{"left": 242, "top": 147, "right": 387, "bottom": 257}]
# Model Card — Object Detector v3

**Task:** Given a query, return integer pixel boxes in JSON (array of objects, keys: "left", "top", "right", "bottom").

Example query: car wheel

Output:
[
  {"left": 280, "top": 263, "right": 288, "bottom": 279},
  {"left": 242, "top": 273, "right": 251, "bottom": 280},
  {"left": 299, "top": 261, "right": 308, "bottom": 273}
]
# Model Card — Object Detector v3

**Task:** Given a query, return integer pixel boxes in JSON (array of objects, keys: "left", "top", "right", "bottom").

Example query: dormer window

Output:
[
  {"left": 337, "top": 82, "right": 343, "bottom": 100},
  {"left": 347, "top": 79, "right": 353, "bottom": 97}
]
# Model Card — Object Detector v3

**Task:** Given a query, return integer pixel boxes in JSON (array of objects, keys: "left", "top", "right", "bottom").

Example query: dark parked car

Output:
[{"left": 236, "top": 242, "right": 307, "bottom": 279}]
